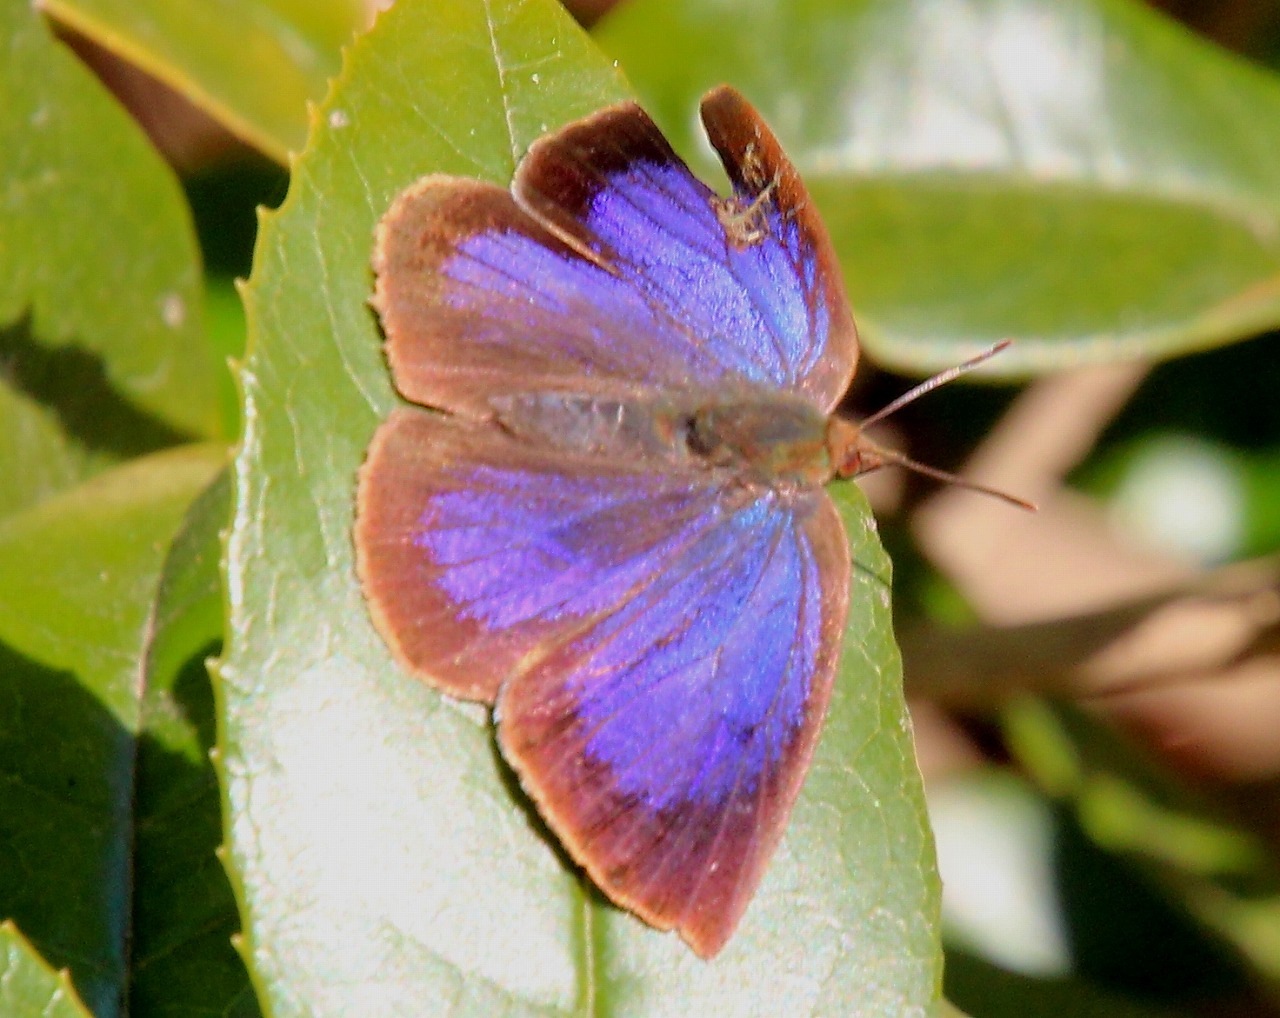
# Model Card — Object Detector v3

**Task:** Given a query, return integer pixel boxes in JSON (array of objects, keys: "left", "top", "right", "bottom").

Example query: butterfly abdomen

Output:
[{"left": 489, "top": 392, "right": 688, "bottom": 461}]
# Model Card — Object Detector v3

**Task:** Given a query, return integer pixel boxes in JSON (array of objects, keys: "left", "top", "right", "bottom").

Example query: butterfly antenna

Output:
[
  {"left": 858, "top": 340, "right": 1013, "bottom": 431},
  {"left": 842, "top": 340, "right": 1036, "bottom": 511},
  {"left": 857, "top": 439, "right": 1037, "bottom": 511}
]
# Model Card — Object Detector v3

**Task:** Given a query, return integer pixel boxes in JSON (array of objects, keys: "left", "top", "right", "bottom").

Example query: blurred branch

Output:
[
  {"left": 907, "top": 363, "right": 1280, "bottom": 783},
  {"left": 905, "top": 557, "right": 1280, "bottom": 697}
]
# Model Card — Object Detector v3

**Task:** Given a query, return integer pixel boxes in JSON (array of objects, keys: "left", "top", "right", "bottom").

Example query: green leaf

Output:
[
  {"left": 0, "top": 445, "right": 224, "bottom": 1015},
  {"left": 44, "top": 0, "right": 364, "bottom": 161},
  {"left": 0, "top": 923, "right": 92, "bottom": 1018},
  {"left": 598, "top": 0, "right": 1280, "bottom": 375},
  {"left": 0, "top": 377, "right": 94, "bottom": 520},
  {"left": 0, "top": 0, "right": 219, "bottom": 447},
  {"left": 222, "top": 0, "right": 939, "bottom": 1012},
  {"left": 133, "top": 471, "right": 261, "bottom": 1018},
  {"left": 206, "top": 274, "right": 250, "bottom": 439}
]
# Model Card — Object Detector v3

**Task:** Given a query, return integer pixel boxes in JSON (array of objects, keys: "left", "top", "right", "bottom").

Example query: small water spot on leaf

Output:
[
  {"left": 531, "top": 72, "right": 540, "bottom": 84},
  {"left": 160, "top": 293, "right": 185, "bottom": 329},
  {"left": 329, "top": 109, "right": 350, "bottom": 129}
]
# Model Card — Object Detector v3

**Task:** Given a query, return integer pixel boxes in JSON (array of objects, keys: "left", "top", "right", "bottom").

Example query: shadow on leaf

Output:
[
  {"left": 0, "top": 639, "right": 258, "bottom": 1017},
  {"left": 0, "top": 314, "right": 190, "bottom": 461}
]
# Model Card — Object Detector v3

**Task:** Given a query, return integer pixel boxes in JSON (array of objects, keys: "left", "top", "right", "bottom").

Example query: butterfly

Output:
[{"left": 356, "top": 85, "right": 1024, "bottom": 959}]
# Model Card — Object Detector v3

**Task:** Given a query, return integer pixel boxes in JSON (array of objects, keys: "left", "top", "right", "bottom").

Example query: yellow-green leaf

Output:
[{"left": 44, "top": 0, "right": 363, "bottom": 161}]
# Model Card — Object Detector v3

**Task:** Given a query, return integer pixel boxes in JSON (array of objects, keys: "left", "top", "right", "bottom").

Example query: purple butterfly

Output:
[{"left": 356, "top": 86, "right": 1019, "bottom": 958}]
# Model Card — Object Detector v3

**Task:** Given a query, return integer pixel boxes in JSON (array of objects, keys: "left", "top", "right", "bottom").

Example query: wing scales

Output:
[
  {"left": 499, "top": 490, "right": 849, "bottom": 957},
  {"left": 359, "top": 86, "right": 860, "bottom": 955},
  {"left": 372, "top": 90, "right": 857, "bottom": 419},
  {"left": 357, "top": 407, "right": 735, "bottom": 701}
]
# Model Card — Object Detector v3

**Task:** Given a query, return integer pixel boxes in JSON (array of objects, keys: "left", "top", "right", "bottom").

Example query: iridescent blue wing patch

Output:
[
  {"left": 357, "top": 407, "right": 754, "bottom": 702},
  {"left": 499, "top": 485, "right": 849, "bottom": 958},
  {"left": 356, "top": 402, "right": 850, "bottom": 956},
  {"left": 371, "top": 89, "right": 857, "bottom": 418}
]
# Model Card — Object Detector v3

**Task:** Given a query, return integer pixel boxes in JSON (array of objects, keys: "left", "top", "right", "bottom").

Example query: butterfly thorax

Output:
[
  {"left": 686, "top": 397, "right": 834, "bottom": 486},
  {"left": 489, "top": 391, "right": 838, "bottom": 488}
]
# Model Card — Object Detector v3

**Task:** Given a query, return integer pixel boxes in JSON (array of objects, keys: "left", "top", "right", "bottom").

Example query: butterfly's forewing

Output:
[
  {"left": 498, "top": 490, "right": 849, "bottom": 957},
  {"left": 371, "top": 87, "right": 857, "bottom": 418},
  {"left": 356, "top": 407, "right": 738, "bottom": 702},
  {"left": 372, "top": 176, "right": 688, "bottom": 417},
  {"left": 517, "top": 85, "right": 857, "bottom": 411}
]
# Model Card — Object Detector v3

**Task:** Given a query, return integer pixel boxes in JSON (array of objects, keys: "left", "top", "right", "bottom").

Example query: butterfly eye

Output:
[{"left": 683, "top": 410, "right": 718, "bottom": 458}]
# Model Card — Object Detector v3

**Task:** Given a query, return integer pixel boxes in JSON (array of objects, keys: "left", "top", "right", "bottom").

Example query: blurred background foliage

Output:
[{"left": 5, "top": 0, "right": 1280, "bottom": 1014}]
